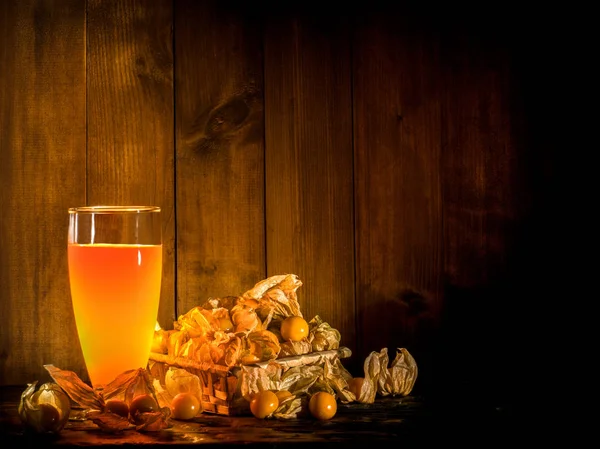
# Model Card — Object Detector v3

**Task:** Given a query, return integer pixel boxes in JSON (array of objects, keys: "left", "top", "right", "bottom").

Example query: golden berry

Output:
[
  {"left": 249, "top": 390, "right": 279, "bottom": 419},
  {"left": 309, "top": 392, "right": 337, "bottom": 420}
]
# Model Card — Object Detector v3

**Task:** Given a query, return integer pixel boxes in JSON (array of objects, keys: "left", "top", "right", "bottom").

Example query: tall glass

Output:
[{"left": 67, "top": 206, "right": 162, "bottom": 389}]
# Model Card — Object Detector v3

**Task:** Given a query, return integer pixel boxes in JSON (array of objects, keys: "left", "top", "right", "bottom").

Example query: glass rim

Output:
[{"left": 68, "top": 205, "right": 161, "bottom": 214}]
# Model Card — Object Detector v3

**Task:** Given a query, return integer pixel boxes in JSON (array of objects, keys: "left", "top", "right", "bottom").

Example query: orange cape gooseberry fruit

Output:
[
  {"left": 280, "top": 316, "right": 309, "bottom": 342},
  {"left": 105, "top": 399, "right": 129, "bottom": 418},
  {"left": 309, "top": 391, "right": 337, "bottom": 420},
  {"left": 171, "top": 393, "right": 201, "bottom": 420},
  {"left": 250, "top": 390, "right": 279, "bottom": 419},
  {"left": 274, "top": 390, "right": 293, "bottom": 403},
  {"left": 129, "top": 394, "right": 158, "bottom": 416}
]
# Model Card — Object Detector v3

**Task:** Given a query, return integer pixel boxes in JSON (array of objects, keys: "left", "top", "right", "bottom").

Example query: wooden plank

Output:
[
  {"left": 440, "top": 35, "right": 516, "bottom": 289},
  {"left": 175, "top": 0, "right": 265, "bottom": 315},
  {"left": 86, "top": 0, "right": 175, "bottom": 329},
  {"left": 2, "top": 384, "right": 517, "bottom": 446},
  {"left": 0, "top": 385, "right": 449, "bottom": 446},
  {"left": 439, "top": 27, "right": 522, "bottom": 402},
  {"left": 353, "top": 12, "right": 443, "bottom": 382},
  {"left": 264, "top": 14, "right": 355, "bottom": 366},
  {"left": 0, "top": 0, "right": 86, "bottom": 385}
]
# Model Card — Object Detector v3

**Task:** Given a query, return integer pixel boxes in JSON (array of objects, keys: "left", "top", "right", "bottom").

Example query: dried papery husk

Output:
[
  {"left": 45, "top": 365, "right": 171, "bottom": 433},
  {"left": 86, "top": 410, "right": 134, "bottom": 433},
  {"left": 348, "top": 377, "right": 371, "bottom": 403},
  {"left": 379, "top": 348, "right": 418, "bottom": 396},
  {"left": 375, "top": 348, "right": 390, "bottom": 394},
  {"left": 263, "top": 287, "right": 302, "bottom": 321},
  {"left": 267, "top": 325, "right": 284, "bottom": 342},
  {"left": 211, "top": 330, "right": 235, "bottom": 347},
  {"left": 273, "top": 395, "right": 303, "bottom": 419},
  {"left": 151, "top": 324, "right": 172, "bottom": 354},
  {"left": 167, "top": 329, "right": 190, "bottom": 357},
  {"left": 201, "top": 295, "right": 240, "bottom": 311},
  {"left": 164, "top": 367, "right": 202, "bottom": 399},
  {"left": 307, "top": 374, "right": 337, "bottom": 397},
  {"left": 148, "top": 360, "right": 169, "bottom": 389},
  {"left": 360, "top": 351, "right": 385, "bottom": 403},
  {"left": 230, "top": 304, "right": 262, "bottom": 333},
  {"left": 238, "top": 348, "right": 353, "bottom": 410},
  {"left": 152, "top": 378, "right": 174, "bottom": 409},
  {"left": 261, "top": 308, "right": 276, "bottom": 330},
  {"left": 243, "top": 274, "right": 300, "bottom": 302},
  {"left": 102, "top": 368, "right": 155, "bottom": 405},
  {"left": 134, "top": 408, "right": 172, "bottom": 432},
  {"left": 308, "top": 315, "right": 341, "bottom": 352},
  {"left": 174, "top": 307, "right": 212, "bottom": 338},
  {"left": 208, "top": 307, "right": 233, "bottom": 329},
  {"left": 240, "top": 363, "right": 283, "bottom": 401},
  {"left": 279, "top": 365, "right": 322, "bottom": 394},
  {"left": 19, "top": 381, "right": 71, "bottom": 434},
  {"left": 223, "top": 336, "right": 244, "bottom": 367},
  {"left": 196, "top": 341, "right": 226, "bottom": 365},
  {"left": 182, "top": 335, "right": 228, "bottom": 362},
  {"left": 236, "top": 296, "right": 261, "bottom": 310},
  {"left": 44, "top": 365, "right": 103, "bottom": 410},
  {"left": 362, "top": 347, "right": 418, "bottom": 400},
  {"left": 243, "top": 274, "right": 303, "bottom": 324},
  {"left": 279, "top": 339, "right": 312, "bottom": 357},
  {"left": 245, "top": 330, "right": 281, "bottom": 362},
  {"left": 86, "top": 410, "right": 132, "bottom": 433},
  {"left": 266, "top": 318, "right": 284, "bottom": 340},
  {"left": 272, "top": 390, "right": 311, "bottom": 419},
  {"left": 324, "top": 359, "right": 354, "bottom": 403},
  {"left": 177, "top": 337, "right": 200, "bottom": 358}
]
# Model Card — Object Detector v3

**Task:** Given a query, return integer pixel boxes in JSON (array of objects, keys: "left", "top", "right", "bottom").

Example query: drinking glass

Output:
[{"left": 67, "top": 206, "right": 162, "bottom": 389}]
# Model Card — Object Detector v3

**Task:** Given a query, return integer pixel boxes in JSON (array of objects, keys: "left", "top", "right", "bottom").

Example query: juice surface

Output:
[{"left": 68, "top": 243, "right": 162, "bottom": 388}]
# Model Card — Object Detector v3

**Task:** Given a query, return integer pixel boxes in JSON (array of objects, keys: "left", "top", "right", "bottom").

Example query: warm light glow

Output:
[{"left": 68, "top": 243, "right": 162, "bottom": 387}]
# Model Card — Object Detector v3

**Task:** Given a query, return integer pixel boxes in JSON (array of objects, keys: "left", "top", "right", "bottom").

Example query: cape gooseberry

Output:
[
  {"left": 280, "top": 316, "right": 309, "bottom": 342},
  {"left": 309, "top": 392, "right": 337, "bottom": 421},
  {"left": 171, "top": 393, "right": 201, "bottom": 420},
  {"left": 250, "top": 390, "right": 279, "bottom": 419}
]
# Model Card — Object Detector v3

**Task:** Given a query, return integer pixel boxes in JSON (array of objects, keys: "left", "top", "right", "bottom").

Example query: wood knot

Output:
[
  {"left": 205, "top": 97, "right": 250, "bottom": 137},
  {"left": 396, "top": 289, "right": 428, "bottom": 316}
]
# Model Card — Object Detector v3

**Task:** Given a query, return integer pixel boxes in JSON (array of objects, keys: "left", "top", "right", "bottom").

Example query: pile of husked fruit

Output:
[
  {"left": 151, "top": 274, "right": 342, "bottom": 367},
  {"left": 150, "top": 274, "right": 417, "bottom": 422},
  {"left": 150, "top": 274, "right": 350, "bottom": 420}
]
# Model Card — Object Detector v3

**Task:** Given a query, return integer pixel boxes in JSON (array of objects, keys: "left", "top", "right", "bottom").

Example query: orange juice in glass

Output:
[{"left": 67, "top": 206, "right": 162, "bottom": 389}]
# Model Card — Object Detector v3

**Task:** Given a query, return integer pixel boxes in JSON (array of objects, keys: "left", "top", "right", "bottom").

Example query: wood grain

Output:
[
  {"left": 438, "top": 28, "right": 522, "bottom": 402},
  {"left": 353, "top": 12, "right": 443, "bottom": 384},
  {"left": 1, "top": 384, "right": 519, "bottom": 446},
  {"left": 0, "top": 2, "right": 556, "bottom": 403},
  {"left": 264, "top": 14, "right": 355, "bottom": 367},
  {"left": 175, "top": 0, "right": 265, "bottom": 315},
  {"left": 0, "top": 0, "right": 87, "bottom": 384},
  {"left": 86, "top": 0, "right": 175, "bottom": 329}
]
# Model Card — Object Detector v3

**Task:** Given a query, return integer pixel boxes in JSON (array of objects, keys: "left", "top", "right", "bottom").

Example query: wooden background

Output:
[{"left": 0, "top": 0, "right": 557, "bottom": 408}]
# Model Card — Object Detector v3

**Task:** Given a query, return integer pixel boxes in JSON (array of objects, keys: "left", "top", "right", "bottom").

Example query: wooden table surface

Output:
[{"left": 1, "top": 386, "right": 519, "bottom": 448}]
